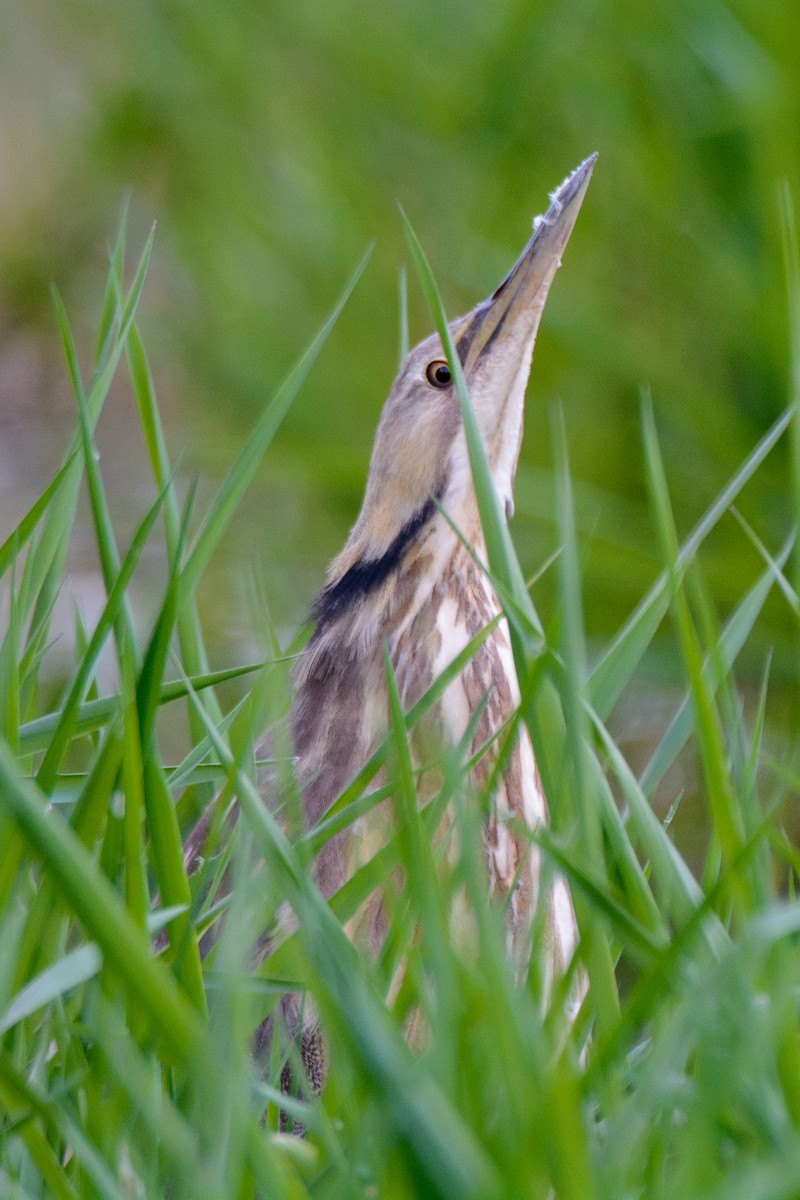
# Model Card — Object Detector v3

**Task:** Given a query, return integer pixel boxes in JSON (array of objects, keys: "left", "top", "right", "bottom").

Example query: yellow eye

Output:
[{"left": 425, "top": 359, "right": 452, "bottom": 388}]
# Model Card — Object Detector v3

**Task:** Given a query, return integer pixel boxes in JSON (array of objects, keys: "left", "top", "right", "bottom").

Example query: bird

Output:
[{"left": 278, "top": 154, "right": 597, "bottom": 1097}]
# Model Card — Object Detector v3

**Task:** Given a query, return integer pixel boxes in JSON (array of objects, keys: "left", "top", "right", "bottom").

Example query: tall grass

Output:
[{"left": 1, "top": 216, "right": 799, "bottom": 1200}]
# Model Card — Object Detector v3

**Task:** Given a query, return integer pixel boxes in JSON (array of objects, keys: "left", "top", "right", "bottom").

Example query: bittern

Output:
[{"left": 281, "top": 155, "right": 597, "bottom": 1092}]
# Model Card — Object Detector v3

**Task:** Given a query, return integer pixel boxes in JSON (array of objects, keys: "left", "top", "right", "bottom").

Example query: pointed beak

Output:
[{"left": 460, "top": 153, "right": 597, "bottom": 368}]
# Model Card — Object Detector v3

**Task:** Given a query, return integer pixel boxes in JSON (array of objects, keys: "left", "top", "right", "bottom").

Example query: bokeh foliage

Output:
[{"left": 1, "top": 0, "right": 799, "bottom": 669}]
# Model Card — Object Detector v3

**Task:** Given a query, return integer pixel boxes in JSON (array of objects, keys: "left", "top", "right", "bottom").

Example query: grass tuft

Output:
[{"left": 0, "top": 213, "right": 799, "bottom": 1199}]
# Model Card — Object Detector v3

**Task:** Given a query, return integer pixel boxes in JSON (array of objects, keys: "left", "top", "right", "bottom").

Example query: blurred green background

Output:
[{"left": 1, "top": 0, "right": 799, "bottom": 718}]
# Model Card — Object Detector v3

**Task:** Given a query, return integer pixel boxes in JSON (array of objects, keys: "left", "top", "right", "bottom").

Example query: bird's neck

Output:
[
  {"left": 297, "top": 507, "right": 485, "bottom": 693},
  {"left": 289, "top": 518, "right": 556, "bottom": 963}
]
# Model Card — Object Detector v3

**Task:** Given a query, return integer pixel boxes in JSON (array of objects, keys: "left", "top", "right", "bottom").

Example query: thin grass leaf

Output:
[
  {"left": 0, "top": 551, "right": 20, "bottom": 753},
  {"left": 399, "top": 206, "right": 542, "bottom": 651},
  {"left": 180, "top": 667, "right": 503, "bottom": 1200},
  {"left": 36, "top": 480, "right": 170, "bottom": 792},
  {"left": 641, "top": 395, "right": 745, "bottom": 879},
  {"left": 779, "top": 184, "right": 800, "bottom": 599},
  {"left": 590, "top": 403, "right": 793, "bottom": 716},
  {"left": 92, "top": 199, "right": 128, "bottom": 365},
  {"left": 0, "top": 740, "right": 212, "bottom": 1070},
  {"left": 731, "top": 509, "right": 798, "bottom": 612},
  {"left": 89, "top": 993, "right": 214, "bottom": 1198},
  {"left": 639, "top": 533, "right": 791, "bottom": 796},
  {"left": 118, "top": 652, "right": 149, "bottom": 928},
  {"left": 552, "top": 406, "right": 600, "bottom": 858},
  {"left": 0, "top": 1048, "right": 128, "bottom": 1200},
  {"left": 18, "top": 661, "right": 263, "bottom": 757},
  {"left": 589, "top": 704, "right": 724, "bottom": 940},
  {"left": 536, "top": 826, "right": 665, "bottom": 959},
  {"left": 0, "top": 456, "right": 79, "bottom": 582},
  {"left": 125, "top": 319, "right": 226, "bottom": 745},
  {"left": 0, "top": 907, "right": 184, "bottom": 1035},
  {"left": 398, "top": 264, "right": 409, "bottom": 363},
  {"left": 10, "top": 230, "right": 154, "bottom": 747},
  {"left": 383, "top": 646, "right": 455, "bottom": 997}
]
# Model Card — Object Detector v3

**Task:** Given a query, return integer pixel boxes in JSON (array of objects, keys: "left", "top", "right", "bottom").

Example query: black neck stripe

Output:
[{"left": 312, "top": 495, "right": 437, "bottom": 630}]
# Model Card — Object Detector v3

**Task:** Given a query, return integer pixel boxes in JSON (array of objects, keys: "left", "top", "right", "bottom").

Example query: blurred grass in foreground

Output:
[
  {"left": 2, "top": 0, "right": 800, "bottom": 658},
  {"left": 1, "top": 216, "right": 800, "bottom": 1198}
]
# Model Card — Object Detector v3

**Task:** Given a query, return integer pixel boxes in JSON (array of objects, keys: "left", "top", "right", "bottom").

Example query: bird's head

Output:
[{"left": 325, "top": 155, "right": 596, "bottom": 599}]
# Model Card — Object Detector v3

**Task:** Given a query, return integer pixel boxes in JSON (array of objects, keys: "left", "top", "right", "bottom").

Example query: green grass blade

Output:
[
  {"left": 398, "top": 264, "right": 409, "bottom": 363},
  {"left": 93, "top": 198, "right": 128, "bottom": 366},
  {"left": 730, "top": 508, "right": 798, "bottom": 613},
  {"left": 0, "top": 944, "right": 101, "bottom": 1035},
  {"left": 0, "top": 456, "right": 78, "bottom": 582},
  {"left": 0, "top": 552, "right": 20, "bottom": 753},
  {"left": 383, "top": 646, "right": 453, "bottom": 992},
  {"left": 0, "top": 740, "right": 209, "bottom": 1068},
  {"left": 35, "top": 481, "right": 169, "bottom": 792},
  {"left": 590, "top": 402, "right": 793, "bottom": 716},
  {"left": 18, "top": 662, "right": 264, "bottom": 757},
  {"left": 639, "top": 533, "right": 792, "bottom": 795},
  {"left": 779, "top": 184, "right": 800, "bottom": 598},
  {"left": 641, "top": 396, "right": 745, "bottom": 881},
  {"left": 125, "top": 319, "right": 226, "bottom": 740},
  {"left": 181, "top": 670, "right": 503, "bottom": 1199},
  {"left": 550, "top": 409, "right": 620, "bottom": 1033},
  {"left": 399, "top": 206, "right": 542, "bottom": 650}
]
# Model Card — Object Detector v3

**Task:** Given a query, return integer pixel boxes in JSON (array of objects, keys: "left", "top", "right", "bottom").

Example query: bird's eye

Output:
[{"left": 425, "top": 360, "right": 452, "bottom": 389}]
